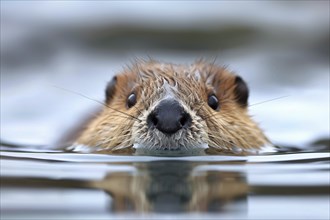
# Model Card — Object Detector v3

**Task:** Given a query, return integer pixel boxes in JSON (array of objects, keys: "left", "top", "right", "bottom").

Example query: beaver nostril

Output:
[
  {"left": 147, "top": 99, "right": 192, "bottom": 135},
  {"left": 179, "top": 113, "right": 190, "bottom": 128},
  {"left": 147, "top": 112, "right": 158, "bottom": 128},
  {"left": 151, "top": 115, "right": 158, "bottom": 127}
]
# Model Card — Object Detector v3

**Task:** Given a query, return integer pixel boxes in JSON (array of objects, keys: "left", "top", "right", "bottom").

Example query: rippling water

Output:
[{"left": 1, "top": 144, "right": 329, "bottom": 220}]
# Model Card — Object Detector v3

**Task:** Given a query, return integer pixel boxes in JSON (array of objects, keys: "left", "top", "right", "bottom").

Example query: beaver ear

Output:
[
  {"left": 234, "top": 76, "right": 249, "bottom": 107},
  {"left": 105, "top": 76, "right": 117, "bottom": 103}
]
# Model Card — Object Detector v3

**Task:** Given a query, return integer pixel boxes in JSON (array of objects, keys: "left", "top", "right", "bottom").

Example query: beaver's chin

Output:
[
  {"left": 132, "top": 127, "right": 209, "bottom": 156},
  {"left": 133, "top": 143, "right": 208, "bottom": 156}
]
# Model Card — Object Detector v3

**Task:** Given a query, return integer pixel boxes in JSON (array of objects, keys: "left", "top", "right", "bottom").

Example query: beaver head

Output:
[{"left": 74, "top": 60, "right": 270, "bottom": 155}]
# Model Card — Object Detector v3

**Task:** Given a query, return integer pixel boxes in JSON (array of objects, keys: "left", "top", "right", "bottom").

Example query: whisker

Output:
[
  {"left": 201, "top": 111, "right": 219, "bottom": 120},
  {"left": 196, "top": 101, "right": 205, "bottom": 114},
  {"left": 249, "top": 95, "right": 289, "bottom": 107},
  {"left": 53, "top": 85, "right": 141, "bottom": 122},
  {"left": 133, "top": 105, "right": 143, "bottom": 116},
  {"left": 109, "top": 113, "right": 142, "bottom": 122}
]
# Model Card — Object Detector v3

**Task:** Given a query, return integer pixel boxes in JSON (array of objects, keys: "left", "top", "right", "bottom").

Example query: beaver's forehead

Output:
[{"left": 136, "top": 62, "right": 204, "bottom": 81}]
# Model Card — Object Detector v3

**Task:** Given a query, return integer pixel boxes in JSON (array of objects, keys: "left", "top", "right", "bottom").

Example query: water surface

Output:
[{"left": 1, "top": 145, "right": 329, "bottom": 220}]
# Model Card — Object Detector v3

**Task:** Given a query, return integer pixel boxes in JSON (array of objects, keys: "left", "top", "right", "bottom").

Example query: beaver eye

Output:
[
  {"left": 208, "top": 94, "right": 219, "bottom": 110},
  {"left": 127, "top": 93, "right": 137, "bottom": 108}
]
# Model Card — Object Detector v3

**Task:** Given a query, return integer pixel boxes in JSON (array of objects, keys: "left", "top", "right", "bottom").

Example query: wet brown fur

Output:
[{"left": 75, "top": 59, "right": 270, "bottom": 153}]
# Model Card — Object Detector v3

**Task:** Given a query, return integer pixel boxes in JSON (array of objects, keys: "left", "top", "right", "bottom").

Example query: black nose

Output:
[{"left": 147, "top": 99, "right": 192, "bottom": 135}]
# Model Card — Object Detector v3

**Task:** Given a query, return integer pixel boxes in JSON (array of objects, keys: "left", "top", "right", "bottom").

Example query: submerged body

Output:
[{"left": 69, "top": 60, "right": 271, "bottom": 155}]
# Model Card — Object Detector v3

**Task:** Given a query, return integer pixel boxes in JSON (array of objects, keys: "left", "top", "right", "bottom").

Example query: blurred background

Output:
[{"left": 1, "top": 1, "right": 329, "bottom": 148}]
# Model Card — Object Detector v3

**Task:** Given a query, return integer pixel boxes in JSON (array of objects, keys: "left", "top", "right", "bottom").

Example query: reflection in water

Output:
[
  {"left": 1, "top": 148, "right": 329, "bottom": 219},
  {"left": 89, "top": 161, "right": 248, "bottom": 213}
]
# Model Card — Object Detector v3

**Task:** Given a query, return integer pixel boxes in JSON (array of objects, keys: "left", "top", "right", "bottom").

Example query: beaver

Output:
[{"left": 66, "top": 59, "right": 271, "bottom": 155}]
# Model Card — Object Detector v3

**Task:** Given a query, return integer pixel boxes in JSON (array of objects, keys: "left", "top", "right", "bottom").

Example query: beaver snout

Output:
[{"left": 147, "top": 99, "right": 192, "bottom": 135}]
